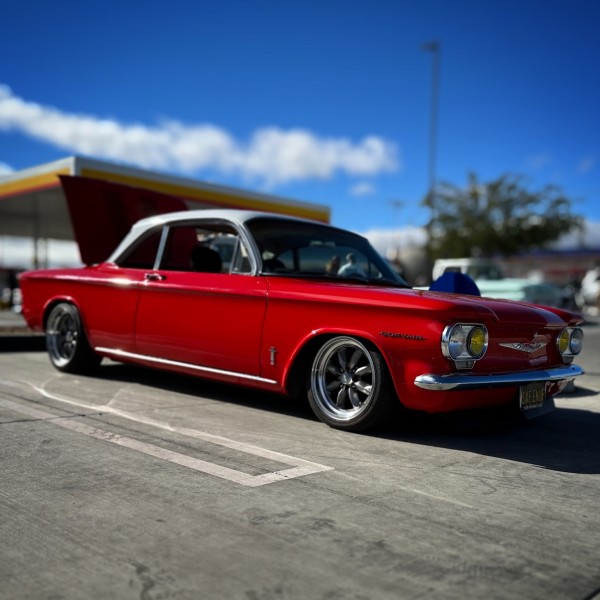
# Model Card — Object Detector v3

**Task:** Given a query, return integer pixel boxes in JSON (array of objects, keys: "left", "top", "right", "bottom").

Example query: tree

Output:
[{"left": 423, "top": 173, "right": 584, "bottom": 260}]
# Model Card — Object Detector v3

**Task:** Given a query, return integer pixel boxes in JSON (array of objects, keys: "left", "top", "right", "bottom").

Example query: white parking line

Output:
[
  {"left": 1, "top": 391, "right": 334, "bottom": 487},
  {"left": 399, "top": 486, "right": 474, "bottom": 509}
]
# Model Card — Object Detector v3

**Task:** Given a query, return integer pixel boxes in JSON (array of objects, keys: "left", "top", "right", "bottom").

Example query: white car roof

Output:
[{"left": 106, "top": 209, "right": 325, "bottom": 264}]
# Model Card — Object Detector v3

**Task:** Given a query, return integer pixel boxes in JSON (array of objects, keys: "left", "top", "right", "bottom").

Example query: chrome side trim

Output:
[
  {"left": 94, "top": 347, "right": 278, "bottom": 386},
  {"left": 414, "top": 364, "right": 584, "bottom": 391}
]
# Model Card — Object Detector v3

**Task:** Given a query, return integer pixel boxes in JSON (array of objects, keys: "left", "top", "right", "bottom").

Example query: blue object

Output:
[{"left": 429, "top": 272, "right": 481, "bottom": 296}]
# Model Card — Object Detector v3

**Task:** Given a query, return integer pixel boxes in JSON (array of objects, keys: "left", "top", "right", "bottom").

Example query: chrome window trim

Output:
[{"left": 154, "top": 225, "right": 169, "bottom": 270}]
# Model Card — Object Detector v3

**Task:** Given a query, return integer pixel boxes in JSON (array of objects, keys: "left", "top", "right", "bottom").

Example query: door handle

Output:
[{"left": 144, "top": 272, "right": 166, "bottom": 281}]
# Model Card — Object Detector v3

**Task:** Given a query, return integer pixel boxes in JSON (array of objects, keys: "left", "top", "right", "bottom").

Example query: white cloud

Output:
[
  {"left": 0, "top": 84, "right": 400, "bottom": 186},
  {"left": 524, "top": 153, "right": 553, "bottom": 171},
  {"left": 553, "top": 220, "right": 600, "bottom": 250},
  {"left": 0, "top": 160, "right": 14, "bottom": 175},
  {"left": 577, "top": 155, "right": 595, "bottom": 174},
  {"left": 360, "top": 225, "right": 427, "bottom": 255},
  {"left": 349, "top": 181, "right": 376, "bottom": 196}
]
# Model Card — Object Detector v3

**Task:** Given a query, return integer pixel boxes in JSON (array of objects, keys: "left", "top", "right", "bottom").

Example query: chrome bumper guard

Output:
[{"left": 414, "top": 364, "right": 584, "bottom": 391}]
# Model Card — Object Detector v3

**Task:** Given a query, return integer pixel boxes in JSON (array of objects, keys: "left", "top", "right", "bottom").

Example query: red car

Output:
[{"left": 20, "top": 210, "right": 584, "bottom": 431}]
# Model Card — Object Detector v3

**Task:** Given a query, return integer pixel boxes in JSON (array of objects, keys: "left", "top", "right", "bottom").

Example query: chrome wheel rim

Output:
[
  {"left": 47, "top": 306, "right": 79, "bottom": 367},
  {"left": 311, "top": 337, "right": 376, "bottom": 422}
]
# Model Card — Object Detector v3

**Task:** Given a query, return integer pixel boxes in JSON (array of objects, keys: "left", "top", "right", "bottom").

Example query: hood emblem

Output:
[{"left": 499, "top": 342, "right": 546, "bottom": 353}]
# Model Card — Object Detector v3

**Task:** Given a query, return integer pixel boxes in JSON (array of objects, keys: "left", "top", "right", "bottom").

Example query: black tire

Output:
[
  {"left": 45, "top": 303, "right": 101, "bottom": 374},
  {"left": 307, "top": 336, "right": 396, "bottom": 431}
]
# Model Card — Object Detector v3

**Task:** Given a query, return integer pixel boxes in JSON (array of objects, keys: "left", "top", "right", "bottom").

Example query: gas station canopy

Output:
[{"left": 0, "top": 156, "right": 330, "bottom": 244}]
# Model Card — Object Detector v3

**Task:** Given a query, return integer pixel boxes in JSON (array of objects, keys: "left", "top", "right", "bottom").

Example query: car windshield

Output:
[{"left": 247, "top": 217, "right": 408, "bottom": 286}]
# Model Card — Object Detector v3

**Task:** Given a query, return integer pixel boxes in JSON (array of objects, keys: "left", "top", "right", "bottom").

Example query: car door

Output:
[
  {"left": 82, "top": 227, "right": 164, "bottom": 353},
  {"left": 133, "top": 221, "right": 268, "bottom": 377}
]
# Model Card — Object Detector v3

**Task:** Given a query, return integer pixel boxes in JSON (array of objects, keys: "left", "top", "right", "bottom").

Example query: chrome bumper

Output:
[{"left": 414, "top": 364, "right": 584, "bottom": 391}]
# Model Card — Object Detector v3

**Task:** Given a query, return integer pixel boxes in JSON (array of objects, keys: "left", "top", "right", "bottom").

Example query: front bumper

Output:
[{"left": 414, "top": 364, "right": 584, "bottom": 391}]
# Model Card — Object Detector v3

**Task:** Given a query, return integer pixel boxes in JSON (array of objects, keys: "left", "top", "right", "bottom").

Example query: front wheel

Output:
[
  {"left": 307, "top": 336, "right": 396, "bottom": 431},
  {"left": 45, "top": 303, "right": 101, "bottom": 373}
]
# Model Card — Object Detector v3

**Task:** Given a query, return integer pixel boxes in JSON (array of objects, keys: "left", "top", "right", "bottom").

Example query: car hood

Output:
[{"left": 266, "top": 277, "right": 578, "bottom": 327}]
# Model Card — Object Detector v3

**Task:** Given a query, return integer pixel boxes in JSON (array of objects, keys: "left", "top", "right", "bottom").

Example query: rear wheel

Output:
[
  {"left": 308, "top": 336, "right": 396, "bottom": 431},
  {"left": 45, "top": 303, "right": 101, "bottom": 373}
]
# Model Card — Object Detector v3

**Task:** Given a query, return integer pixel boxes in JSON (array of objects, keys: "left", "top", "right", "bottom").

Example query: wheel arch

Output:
[
  {"left": 42, "top": 296, "right": 99, "bottom": 356},
  {"left": 282, "top": 328, "right": 397, "bottom": 400},
  {"left": 42, "top": 296, "right": 81, "bottom": 331},
  {"left": 44, "top": 298, "right": 102, "bottom": 373}
]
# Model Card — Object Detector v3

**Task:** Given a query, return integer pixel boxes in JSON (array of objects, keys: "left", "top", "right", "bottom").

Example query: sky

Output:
[{"left": 1, "top": 0, "right": 599, "bottom": 265}]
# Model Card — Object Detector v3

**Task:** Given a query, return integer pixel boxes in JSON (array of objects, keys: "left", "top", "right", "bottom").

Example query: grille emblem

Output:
[{"left": 499, "top": 342, "right": 546, "bottom": 353}]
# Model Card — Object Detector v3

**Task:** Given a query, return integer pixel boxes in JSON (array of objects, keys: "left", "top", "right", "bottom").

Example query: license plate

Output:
[{"left": 520, "top": 381, "right": 546, "bottom": 410}]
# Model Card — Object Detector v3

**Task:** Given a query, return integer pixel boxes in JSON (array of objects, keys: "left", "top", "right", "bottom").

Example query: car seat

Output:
[{"left": 190, "top": 245, "right": 223, "bottom": 273}]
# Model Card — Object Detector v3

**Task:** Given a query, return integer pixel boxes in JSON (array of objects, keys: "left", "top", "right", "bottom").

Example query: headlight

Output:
[
  {"left": 442, "top": 324, "right": 488, "bottom": 369},
  {"left": 557, "top": 327, "right": 583, "bottom": 360},
  {"left": 468, "top": 326, "right": 487, "bottom": 358}
]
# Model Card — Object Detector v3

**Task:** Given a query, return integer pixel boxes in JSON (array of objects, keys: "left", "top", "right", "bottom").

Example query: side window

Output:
[
  {"left": 161, "top": 226, "right": 197, "bottom": 271},
  {"left": 228, "top": 238, "right": 253, "bottom": 274},
  {"left": 116, "top": 230, "right": 162, "bottom": 269},
  {"left": 160, "top": 223, "right": 252, "bottom": 274}
]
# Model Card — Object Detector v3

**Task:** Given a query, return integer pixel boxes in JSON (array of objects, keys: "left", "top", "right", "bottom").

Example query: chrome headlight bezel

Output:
[
  {"left": 442, "top": 323, "right": 488, "bottom": 370},
  {"left": 557, "top": 327, "right": 583, "bottom": 362}
]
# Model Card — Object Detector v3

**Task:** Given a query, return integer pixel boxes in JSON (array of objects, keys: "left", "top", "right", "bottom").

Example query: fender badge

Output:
[
  {"left": 380, "top": 331, "right": 426, "bottom": 341},
  {"left": 499, "top": 342, "right": 546, "bottom": 353}
]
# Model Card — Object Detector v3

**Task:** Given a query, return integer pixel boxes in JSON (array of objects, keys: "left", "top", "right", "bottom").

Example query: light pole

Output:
[
  {"left": 422, "top": 40, "right": 441, "bottom": 260},
  {"left": 422, "top": 40, "right": 440, "bottom": 200}
]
